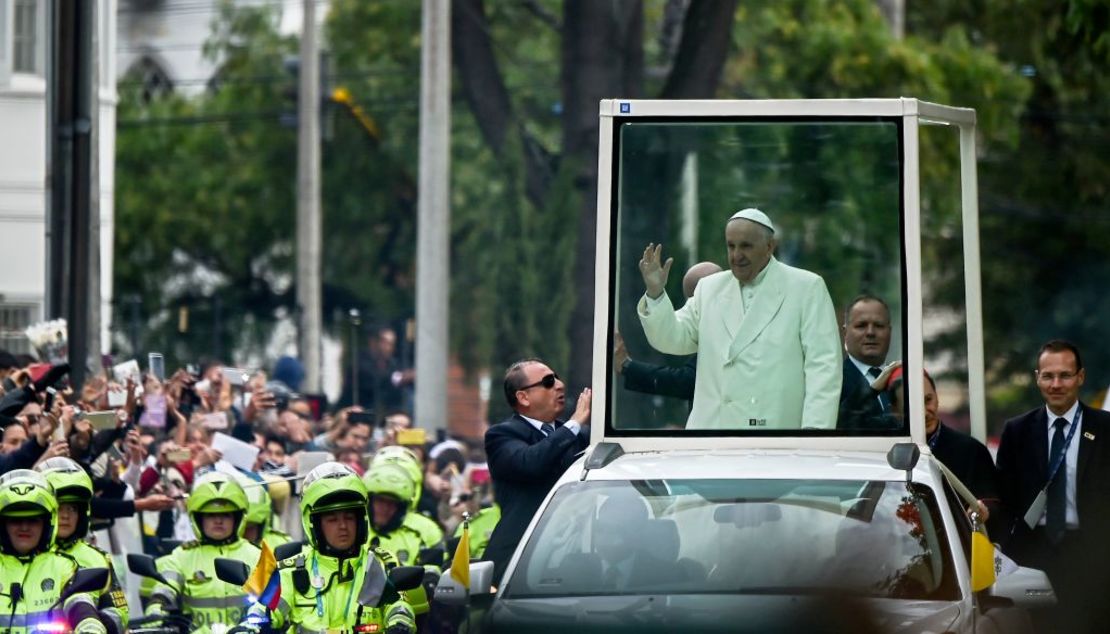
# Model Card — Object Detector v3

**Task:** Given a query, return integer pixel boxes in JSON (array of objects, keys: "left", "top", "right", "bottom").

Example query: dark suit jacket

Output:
[
  {"left": 483, "top": 414, "right": 590, "bottom": 583},
  {"left": 996, "top": 403, "right": 1110, "bottom": 631},
  {"left": 836, "top": 358, "right": 894, "bottom": 430},
  {"left": 930, "top": 422, "right": 999, "bottom": 510},
  {"left": 622, "top": 355, "right": 696, "bottom": 401},
  {"left": 996, "top": 403, "right": 1110, "bottom": 554}
]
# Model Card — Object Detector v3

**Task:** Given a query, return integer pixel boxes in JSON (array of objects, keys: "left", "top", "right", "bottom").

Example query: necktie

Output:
[
  {"left": 540, "top": 423, "right": 555, "bottom": 436},
  {"left": 1046, "top": 417, "right": 1068, "bottom": 543},
  {"left": 868, "top": 367, "right": 890, "bottom": 410}
]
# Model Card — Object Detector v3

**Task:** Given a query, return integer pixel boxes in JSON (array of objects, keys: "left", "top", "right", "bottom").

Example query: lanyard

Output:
[
  {"left": 311, "top": 554, "right": 324, "bottom": 618},
  {"left": 1045, "top": 408, "right": 1082, "bottom": 488},
  {"left": 311, "top": 553, "right": 363, "bottom": 622}
]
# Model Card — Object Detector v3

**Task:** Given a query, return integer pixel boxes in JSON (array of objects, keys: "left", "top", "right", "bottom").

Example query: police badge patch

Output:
[
  {"left": 193, "top": 570, "right": 208, "bottom": 583},
  {"left": 41, "top": 578, "right": 54, "bottom": 591}
]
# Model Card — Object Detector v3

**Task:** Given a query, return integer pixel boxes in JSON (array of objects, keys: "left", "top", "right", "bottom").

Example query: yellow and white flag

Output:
[{"left": 451, "top": 520, "right": 470, "bottom": 589}]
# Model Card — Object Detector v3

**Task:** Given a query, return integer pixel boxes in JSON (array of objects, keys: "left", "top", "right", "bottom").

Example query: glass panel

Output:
[
  {"left": 507, "top": 479, "right": 958, "bottom": 600},
  {"left": 610, "top": 119, "right": 905, "bottom": 433},
  {"left": 919, "top": 123, "right": 973, "bottom": 442}
]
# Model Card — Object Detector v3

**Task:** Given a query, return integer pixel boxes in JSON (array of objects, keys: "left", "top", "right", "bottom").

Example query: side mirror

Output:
[
  {"left": 274, "top": 540, "right": 304, "bottom": 561},
  {"left": 416, "top": 546, "right": 445, "bottom": 568},
  {"left": 988, "top": 566, "right": 1056, "bottom": 609},
  {"left": 128, "top": 553, "right": 169, "bottom": 585},
  {"left": 387, "top": 566, "right": 425, "bottom": 592},
  {"left": 49, "top": 567, "right": 109, "bottom": 612},
  {"left": 433, "top": 561, "right": 495, "bottom": 606},
  {"left": 214, "top": 558, "right": 251, "bottom": 587}
]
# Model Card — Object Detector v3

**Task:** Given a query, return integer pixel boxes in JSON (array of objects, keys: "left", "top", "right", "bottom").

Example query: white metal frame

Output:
[{"left": 591, "top": 98, "right": 982, "bottom": 453}]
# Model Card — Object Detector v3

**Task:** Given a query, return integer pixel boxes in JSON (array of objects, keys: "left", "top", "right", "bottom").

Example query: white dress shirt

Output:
[
  {"left": 520, "top": 415, "right": 581, "bottom": 437},
  {"left": 1040, "top": 400, "right": 1081, "bottom": 528}
]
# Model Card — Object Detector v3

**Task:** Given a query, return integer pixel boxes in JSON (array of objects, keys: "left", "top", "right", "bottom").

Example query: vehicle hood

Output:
[{"left": 487, "top": 594, "right": 961, "bottom": 633}]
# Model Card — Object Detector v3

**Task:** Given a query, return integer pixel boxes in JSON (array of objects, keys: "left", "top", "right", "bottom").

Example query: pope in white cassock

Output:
[{"left": 637, "top": 208, "right": 842, "bottom": 429}]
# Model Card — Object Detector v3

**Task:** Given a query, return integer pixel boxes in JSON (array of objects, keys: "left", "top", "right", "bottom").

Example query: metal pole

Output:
[
  {"left": 297, "top": 0, "right": 323, "bottom": 392},
  {"left": 47, "top": 0, "right": 96, "bottom": 387},
  {"left": 415, "top": 0, "right": 451, "bottom": 434},
  {"left": 349, "top": 309, "right": 361, "bottom": 406}
]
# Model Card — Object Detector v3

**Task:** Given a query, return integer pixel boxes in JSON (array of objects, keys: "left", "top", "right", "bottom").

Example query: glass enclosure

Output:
[
  {"left": 609, "top": 118, "right": 908, "bottom": 434},
  {"left": 507, "top": 479, "right": 958, "bottom": 601}
]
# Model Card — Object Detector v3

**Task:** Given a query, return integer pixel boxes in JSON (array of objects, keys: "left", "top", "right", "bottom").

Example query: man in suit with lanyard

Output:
[
  {"left": 483, "top": 359, "right": 591, "bottom": 585},
  {"left": 996, "top": 340, "right": 1110, "bottom": 632},
  {"left": 837, "top": 294, "right": 895, "bottom": 429}
]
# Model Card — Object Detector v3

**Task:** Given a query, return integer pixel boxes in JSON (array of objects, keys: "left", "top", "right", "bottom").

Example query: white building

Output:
[
  {"left": 0, "top": 0, "right": 117, "bottom": 355},
  {"left": 117, "top": 0, "right": 310, "bottom": 97}
]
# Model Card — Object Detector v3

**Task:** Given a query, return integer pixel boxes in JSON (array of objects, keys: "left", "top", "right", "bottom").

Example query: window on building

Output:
[
  {"left": 0, "top": 305, "right": 36, "bottom": 355},
  {"left": 12, "top": 0, "right": 37, "bottom": 74}
]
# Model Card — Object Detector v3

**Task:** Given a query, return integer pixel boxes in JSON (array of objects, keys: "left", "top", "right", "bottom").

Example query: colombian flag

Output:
[
  {"left": 451, "top": 520, "right": 470, "bottom": 588},
  {"left": 244, "top": 540, "right": 282, "bottom": 610}
]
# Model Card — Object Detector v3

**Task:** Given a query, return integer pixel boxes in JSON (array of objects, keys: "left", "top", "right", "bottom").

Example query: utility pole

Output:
[
  {"left": 415, "top": 0, "right": 451, "bottom": 435},
  {"left": 46, "top": 0, "right": 99, "bottom": 387},
  {"left": 297, "top": 0, "right": 323, "bottom": 392}
]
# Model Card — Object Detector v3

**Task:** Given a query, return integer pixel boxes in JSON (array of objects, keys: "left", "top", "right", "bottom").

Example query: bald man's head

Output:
[{"left": 682, "top": 262, "right": 723, "bottom": 298}]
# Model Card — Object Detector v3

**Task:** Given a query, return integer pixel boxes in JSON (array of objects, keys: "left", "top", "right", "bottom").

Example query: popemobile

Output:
[{"left": 436, "top": 98, "right": 1057, "bottom": 634}]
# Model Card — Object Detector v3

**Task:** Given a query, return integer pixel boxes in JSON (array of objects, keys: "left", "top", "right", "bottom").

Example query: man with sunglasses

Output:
[{"left": 483, "top": 359, "right": 591, "bottom": 584}]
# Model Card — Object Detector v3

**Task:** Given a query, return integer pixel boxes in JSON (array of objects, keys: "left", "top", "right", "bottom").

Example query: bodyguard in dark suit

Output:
[
  {"left": 837, "top": 295, "right": 895, "bottom": 429},
  {"left": 996, "top": 340, "right": 1110, "bottom": 633},
  {"left": 922, "top": 370, "right": 999, "bottom": 517},
  {"left": 484, "top": 358, "right": 591, "bottom": 585}
]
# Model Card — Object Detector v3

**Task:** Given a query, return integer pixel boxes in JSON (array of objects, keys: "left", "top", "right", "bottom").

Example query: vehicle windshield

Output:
[
  {"left": 506, "top": 478, "right": 958, "bottom": 601},
  {"left": 608, "top": 118, "right": 907, "bottom": 434}
]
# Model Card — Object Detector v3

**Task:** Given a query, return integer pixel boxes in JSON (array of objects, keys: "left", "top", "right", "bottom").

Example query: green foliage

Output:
[
  {"left": 115, "top": 2, "right": 297, "bottom": 365},
  {"left": 115, "top": 0, "right": 1108, "bottom": 431}
]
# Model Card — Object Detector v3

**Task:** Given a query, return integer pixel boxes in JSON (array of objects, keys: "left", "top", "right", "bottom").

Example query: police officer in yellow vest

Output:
[
  {"left": 240, "top": 462, "right": 416, "bottom": 633},
  {"left": 35, "top": 457, "right": 130, "bottom": 632},
  {"left": 147, "top": 471, "right": 262, "bottom": 632},
  {"left": 453, "top": 503, "right": 500, "bottom": 560},
  {"left": 0, "top": 470, "right": 108, "bottom": 634},
  {"left": 240, "top": 479, "right": 291, "bottom": 551},
  {"left": 364, "top": 462, "right": 445, "bottom": 619},
  {"left": 369, "top": 447, "right": 444, "bottom": 549}
]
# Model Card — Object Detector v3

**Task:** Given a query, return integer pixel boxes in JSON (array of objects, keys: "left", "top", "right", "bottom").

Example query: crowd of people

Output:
[{"left": 0, "top": 347, "right": 499, "bottom": 634}]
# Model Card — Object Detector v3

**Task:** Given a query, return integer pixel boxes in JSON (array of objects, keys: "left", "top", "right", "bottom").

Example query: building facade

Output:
[{"left": 0, "top": 0, "right": 117, "bottom": 355}]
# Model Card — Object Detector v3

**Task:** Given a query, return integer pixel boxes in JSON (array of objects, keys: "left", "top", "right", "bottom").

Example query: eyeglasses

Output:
[
  {"left": 518, "top": 373, "right": 559, "bottom": 392},
  {"left": 1037, "top": 371, "right": 1078, "bottom": 383}
]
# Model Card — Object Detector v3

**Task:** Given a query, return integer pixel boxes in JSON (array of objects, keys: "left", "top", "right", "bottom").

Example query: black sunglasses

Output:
[{"left": 518, "top": 373, "right": 559, "bottom": 391}]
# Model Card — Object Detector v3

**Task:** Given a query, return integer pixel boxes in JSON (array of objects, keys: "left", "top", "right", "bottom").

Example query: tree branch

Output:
[
  {"left": 452, "top": 0, "right": 555, "bottom": 208},
  {"left": 521, "top": 0, "right": 561, "bottom": 33},
  {"left": 659, "top": 0, "right": 740, "bottom": 98}
]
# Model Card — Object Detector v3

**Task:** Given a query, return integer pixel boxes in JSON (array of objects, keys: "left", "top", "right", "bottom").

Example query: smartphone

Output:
[
  {"left": 348, "top": 411, "right": 376, "bottom": 425},
  {"left": 193, "top": 378, "right": 212, "bottom": 394},
  {"left": 396, "top": 428, "right": 426, "bottom": 446},
  {"left": 221, "top": 367, "right": 251, "bottom": 387},
  {"left": 165, "top": 448, "right": 192, "bottom": 463},
  {"left": 148, "top": 353, "right": 165, "bottom": 382},
  {"left": 84, "top": 410, "right": 119, "bottom": 431}
]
